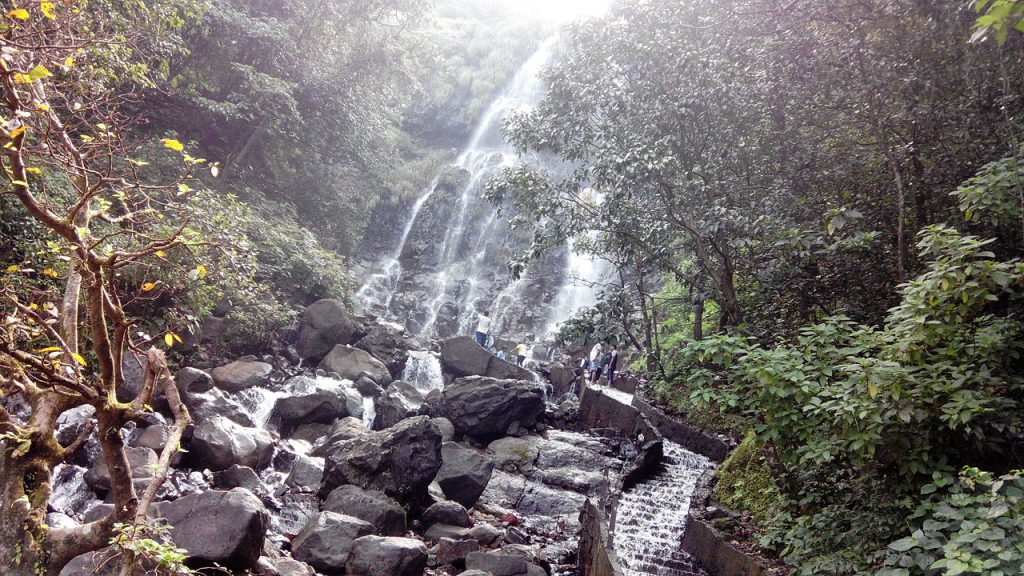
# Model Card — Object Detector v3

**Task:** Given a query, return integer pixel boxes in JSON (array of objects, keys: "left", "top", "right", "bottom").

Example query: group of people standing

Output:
[
  {"left": 474, "top": 310, "right": 529, "bottom": 367},
  {"left": 583, "top": 341, "right": 618, "bottom": 385}
]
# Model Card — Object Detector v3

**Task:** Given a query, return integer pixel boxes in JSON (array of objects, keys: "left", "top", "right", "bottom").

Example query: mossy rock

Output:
[{"left": 714, "top": 430, "right": 780, "bottom": 524}]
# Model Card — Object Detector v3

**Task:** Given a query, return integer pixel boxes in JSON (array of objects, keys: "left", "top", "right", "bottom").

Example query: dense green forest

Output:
[
  {"left": 0, "top": 0, "right": 1022, "bottom": 575},
  {"left": 491, "top": 1, "right": 1024, "bottom": 574}
]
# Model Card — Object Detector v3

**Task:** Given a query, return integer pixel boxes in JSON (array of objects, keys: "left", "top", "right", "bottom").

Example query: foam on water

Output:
[{"left": 613, "top": 442, "right": 714, "bottom": 576}]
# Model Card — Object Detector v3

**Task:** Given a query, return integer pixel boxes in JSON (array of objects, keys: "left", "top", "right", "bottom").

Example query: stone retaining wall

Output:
[
  {"left": 631, "top": 397, "right": 730, "bottom": 463},
  {"left": 576, "top": 381, "right": 776, "bottom": 576}
]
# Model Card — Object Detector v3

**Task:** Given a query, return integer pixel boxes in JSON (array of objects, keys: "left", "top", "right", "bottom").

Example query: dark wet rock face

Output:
[
  {"left": 161, "top": 488, "right": 269, "bottom": 570},
  {"left": 319, "top": 345, "right": 391, "bottom": 385},
  {"left": 374, "top": 380, "right": 426, "bottom": 429},
  {"left": 441, "top": 336, "right": 535, "bottom": 381},
  {"left": 437, "top": 441, "right": 495, "bottom": 508},
  {"left": 346, "top": 535, "right": 428, "bottom": 576},
  {"left": 318, "top": 415, "right": 442, "bottom": 507},
  {"left": 354, "top": 321, "right": 414, "bottom": 379},
  {"left": 296, "top": 298, "right": 357, "bottom": 360},
  {"left": 322, "top": 484, "right": 407, "bottom": 536},
  {"left": 272, "top": 375, "right": 359, "bottom": 429},
  {"left": 432, "top": 376, "right": 545, "bottom": 441},
  {"left": 291, "top": 511, "right": 374, "bottom": 574}
]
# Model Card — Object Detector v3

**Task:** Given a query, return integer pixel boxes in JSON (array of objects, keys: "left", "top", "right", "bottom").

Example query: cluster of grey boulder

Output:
[{"left": 55, "top": 298, "right": 570, "bottom": 576}]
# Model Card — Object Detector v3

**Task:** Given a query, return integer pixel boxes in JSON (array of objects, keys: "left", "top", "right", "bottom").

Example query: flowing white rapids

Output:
[
  {"left": 400, "top": 350, "right": 444, "bottom": 398},
  {"left": 613, "top": 441, "right": 713, "bottom": 576}
]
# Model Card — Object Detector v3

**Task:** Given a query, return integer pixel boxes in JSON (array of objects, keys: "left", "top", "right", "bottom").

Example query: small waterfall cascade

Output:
[
  {"left": 355, "top": 180, "right": 439, "bottom": 314},
  {"left": 542, "top": 233, "right": 606, "bottom": 337},
  {"left": 400, "top": 350, "right": 445, "bottom": 397},
  {"left": 613, "top": 441, "right": 714, "bottom": 576}
]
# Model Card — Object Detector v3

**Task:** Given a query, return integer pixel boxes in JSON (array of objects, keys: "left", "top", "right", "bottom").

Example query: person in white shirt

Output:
[
  {"left": 588, "top": 342, "right": 603, "bottom": 382},
  {"left": 475, "top": 310, "right": 491, "bottom": 348}
]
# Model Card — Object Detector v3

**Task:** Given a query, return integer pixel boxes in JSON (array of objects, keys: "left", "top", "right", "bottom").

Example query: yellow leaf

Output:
[
  {"left": 9, "top": 125, "right": 26, "bottom": 138},
  {"left": 27, "top": 65, "right": 50, "bottom": 81},
  {"left": 5, "top": 264, "right": 18, "bottom": 273},
  {"left": 11, "top": 180, "right": 28, "bottom": 187},
  {"left": 141, "top": 282, "right": 157, "bottom": 292},
  {"left": 25, "top": 167, "right": 41, "bottom": 174},
  {"left": 63, "top": 56, "right": 74, "bottom": 69},
  {"left": 177, "top": 183, "right": 192, "bottom": 194},
  {"left": 164, "top": 333, "right": 175, "bottom": 348},
  {"left": 196, "top": 264, "right": 207, "bottom": 278},
  {"left": 40, "top": 1, "right": 55, "bottom": 19},
  {"left": 867, "top": 382, "right": 878, "bottom": 399},
  {"left": 70, "top": 352, "right": 86, "bottom": 367},
  {"left": 41, "top": 268, "right": 58, "bottom": 278},
  {"left": 161, "top": 138, "right": 184, "bottom": 152},
  {"left": 35, "top": 102, "right": 50, "bottom": 111},
  {"left": 7, "top": 9, "right": 29, "bottom": 20},
  {"left": 172, "top": 333, "right": 183, "bottom": 344},
  {"left": 36, "top": 346, "right": 60, "bottom": 353},
  {"left": 155, "top": 250, "right": 165, "bottom": 257}
]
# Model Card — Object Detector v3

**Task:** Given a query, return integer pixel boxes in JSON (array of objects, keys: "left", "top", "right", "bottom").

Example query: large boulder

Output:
[
  {"left": 211, "top": 360, "right": 272, "bottom": 393},
  {"left": 322, "top": 484, "right": 407, "bottom": 536},
  {"left": 373, "top": 380, "right": 425, "bottom": 430},
  {"left": 271, "top": 375, "right": 359, "bottom": 429},
  {"left": 212, "top": 464, "right": 266, "bottom": 494},
  {"left": 162, "top": 488, "right": 269, "bottom": 570},
  {"left": 436, "top": 442, "right": 494, "bottom": 509},
  {"left": 319, "top": 345, "right": 391, "bottom": 386},
  {"left": 346, "top": 536, "right": 428, "bottom": 576},
  {"left": 440, "top": 336, "right": 534, "bottom": 381},
  {"left": 185, "top": 387, "right": 256, "bottom": 427},
  {"left": 353, "top": 322, "right": 413, "bottom": 379},
  {"left": 286, "top": 454, "right": 325, "bottom": 491},
  {"left": 318, "top": 416, "right": 442, "bottom": 507},
  {"left": 188, "top": 415, "right": 273, "bottom": 471},
  {"left": 176, "top": 367, "right": 215, "bottom": 396},
  {"left": 291, "top": 511, "right": 374, "bottom": 574},
  {"left": 421, "top": 500, "right": 473, "bottom": 528},
  {"left": 310, "top": 417, "right": 367, "bottom": 457},
  {"left": 432, "top": 377, "right": 545, "bottom": 441},
  {"left": 84, "top": 445, "right": 157, "bottom": 493},
  {"left": 296, "top": 299, "right": 357, "bottom": 360}
]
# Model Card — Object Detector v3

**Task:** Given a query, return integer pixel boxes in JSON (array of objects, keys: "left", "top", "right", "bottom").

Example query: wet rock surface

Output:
[
  {"left": 45, "top": 306, "right": 710, "bottom": 576},
  {"left": 319, "top": 415, "right": 443, "bottom": 506},
  {"left": 433, "top": 376, "right": 545, "bottom": 441},
  {"left": 296, "top": 298, "right": 357, "bottom": 360}
]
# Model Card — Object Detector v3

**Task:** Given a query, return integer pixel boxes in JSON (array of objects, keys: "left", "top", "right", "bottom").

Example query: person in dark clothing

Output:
[{"left": 605, "top": 344, "right": 619, "bottom": 386}]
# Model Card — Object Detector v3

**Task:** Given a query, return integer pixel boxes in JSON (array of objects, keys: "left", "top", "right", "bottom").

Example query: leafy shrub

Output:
[{"left": 880, "top": 468, "right": 1024, "bottom": 576}]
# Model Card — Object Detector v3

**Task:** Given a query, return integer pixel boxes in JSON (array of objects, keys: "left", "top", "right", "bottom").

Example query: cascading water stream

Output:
[
  {"left": 400, "top": 350, "right": 445, "bottom": 398},
  {"left": 613, "top": 442, "right": 713, "bottom": 576},
  {"left": 356, "top": 179, "right": 439, "bottom": 314},
  {"left": 355, "top": 38, "right": 562, "bottom": 339}
]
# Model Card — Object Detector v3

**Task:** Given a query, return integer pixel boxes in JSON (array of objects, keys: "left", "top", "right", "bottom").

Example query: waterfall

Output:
[
  {"left": 355, "top": 38, "right": 562, "bottom": 340},
  {"left": 400, "top": 350, "right": 444, "bottom": 397},
  {"left": 355, "top": 178, "right": 439, "bottom": 315}
]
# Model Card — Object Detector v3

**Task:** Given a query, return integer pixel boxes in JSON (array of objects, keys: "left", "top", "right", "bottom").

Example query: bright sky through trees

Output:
[{"left": 495, "top": 0, "right": 610, "bottom": 21}]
